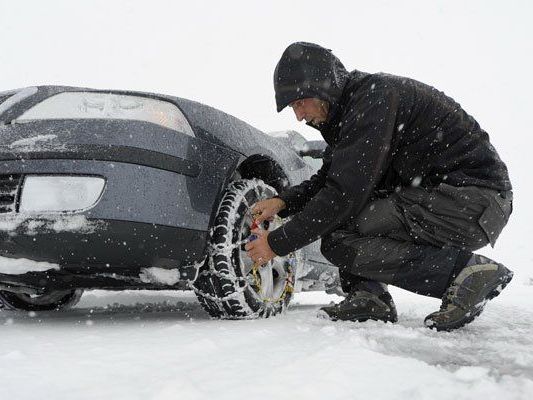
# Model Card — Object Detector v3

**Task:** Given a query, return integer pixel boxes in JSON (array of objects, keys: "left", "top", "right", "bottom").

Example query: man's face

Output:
[{"left": 289, "top": 98, "right": 329, "bottom": 126}]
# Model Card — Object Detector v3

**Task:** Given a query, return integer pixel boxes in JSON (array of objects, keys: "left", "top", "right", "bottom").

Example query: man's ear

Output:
[{"left": 320, "top": 100, "right": 330, "bottom": 114}]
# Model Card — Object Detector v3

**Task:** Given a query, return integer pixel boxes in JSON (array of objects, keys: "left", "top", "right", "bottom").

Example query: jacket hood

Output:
[{"left": 274, "top": 42, "right": 349, "bottom": 112}]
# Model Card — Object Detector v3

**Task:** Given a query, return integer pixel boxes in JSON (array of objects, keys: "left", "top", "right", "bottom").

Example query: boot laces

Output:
[
  {"left": 441, "top": 283, "right": 459, "bottom": 311},
  {"left": 338, "top": 291, "right": 359, "bottom": 307},
  {"left": 441, "top": 279, "right": 476, "bottom": 311},
  {"left": 335, "top": 290, "right": 367, "bottom": 309}
]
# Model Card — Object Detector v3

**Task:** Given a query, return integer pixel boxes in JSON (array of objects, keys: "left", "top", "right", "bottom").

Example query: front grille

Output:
[{"left": 0, "top": 174, "right": 22, "bottom": 213}]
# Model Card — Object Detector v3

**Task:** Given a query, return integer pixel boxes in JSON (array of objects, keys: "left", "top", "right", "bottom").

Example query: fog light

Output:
[{"left": 20, "top": 176, "right": 105, "bottom": 213}]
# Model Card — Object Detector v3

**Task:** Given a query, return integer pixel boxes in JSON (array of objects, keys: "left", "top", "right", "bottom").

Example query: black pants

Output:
[{"left": 320, "top": 183, "right": 513, "bottom": 298}]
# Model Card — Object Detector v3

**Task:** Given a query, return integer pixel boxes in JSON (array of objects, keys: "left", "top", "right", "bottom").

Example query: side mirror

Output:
[
  {"left": 298, "top": 140, "right": 327, "bottom": 159},
  {"left": 268, "top": 130, "right": 327, "bottom": 159}
]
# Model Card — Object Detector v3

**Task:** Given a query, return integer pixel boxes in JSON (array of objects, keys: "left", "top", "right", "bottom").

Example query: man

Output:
[{"left": 245, "top": 42, "right": 513, "bottom": 331}]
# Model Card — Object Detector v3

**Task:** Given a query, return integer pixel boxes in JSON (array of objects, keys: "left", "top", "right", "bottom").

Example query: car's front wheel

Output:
[
  {"left": 193, "top": 179, "right": 297, "bottom": 319},
  {"left": 0, "top": 289, "right": 83, "bottom": 311}
]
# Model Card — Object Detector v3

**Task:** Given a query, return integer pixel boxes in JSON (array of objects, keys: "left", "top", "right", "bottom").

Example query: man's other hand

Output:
[
  {"left": 245, "top": 228, "right": 277, "bottom": 265},
  {"left": 252, "top": 198, "right": 286, "bottom": 223}
]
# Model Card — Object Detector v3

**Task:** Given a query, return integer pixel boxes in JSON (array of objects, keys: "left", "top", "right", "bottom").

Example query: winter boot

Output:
[
  {"left": 424, "top": 254, "right": 513, "bottom": 331},
  {"left": 318, "top": 281, "right": 398, "bottom": 323}
]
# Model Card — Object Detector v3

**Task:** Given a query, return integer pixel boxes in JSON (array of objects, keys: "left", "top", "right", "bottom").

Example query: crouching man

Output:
[{"left": 245, "top": 42, "right": 513, "bottom": 331}]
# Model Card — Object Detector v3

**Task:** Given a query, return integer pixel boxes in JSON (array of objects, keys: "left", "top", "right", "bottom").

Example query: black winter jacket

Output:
[{"left": 268, "top": 42, "right": 511, "bottom": 257}]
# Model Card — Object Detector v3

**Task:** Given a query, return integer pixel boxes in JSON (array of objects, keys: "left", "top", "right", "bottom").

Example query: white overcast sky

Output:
[{"left": 0, "top": 0, "right": 532, "bottom": 270}]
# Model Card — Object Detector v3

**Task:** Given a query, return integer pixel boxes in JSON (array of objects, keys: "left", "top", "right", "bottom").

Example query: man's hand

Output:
[
  {"left": 245, "top": 228, "right": 277, "bottom": 266},
  {"left": 252, "top": 198, "right": 286, "bottom": 223}
]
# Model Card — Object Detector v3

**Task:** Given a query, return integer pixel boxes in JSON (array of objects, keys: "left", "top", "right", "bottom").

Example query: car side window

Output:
[{"left": 14, "top": 92, "right": 195, "bottom": 136}]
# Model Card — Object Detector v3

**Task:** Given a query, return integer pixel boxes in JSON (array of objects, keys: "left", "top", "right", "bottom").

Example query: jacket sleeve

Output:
[
  {"left": 268, "top": 89, "right": 399, "bottom": 256},
  {"left": 276, "top": 146, "right": 332, "bottom": 218}
]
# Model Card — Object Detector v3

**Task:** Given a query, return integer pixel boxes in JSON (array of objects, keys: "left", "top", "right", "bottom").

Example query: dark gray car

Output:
[{"left": 0, "top": 86, "right": 339, "bottom": 318}]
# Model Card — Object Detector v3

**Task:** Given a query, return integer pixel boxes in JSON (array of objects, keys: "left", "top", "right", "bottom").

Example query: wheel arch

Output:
[{"left": 235, "top": 154, "right": 290, "bottom": 195}]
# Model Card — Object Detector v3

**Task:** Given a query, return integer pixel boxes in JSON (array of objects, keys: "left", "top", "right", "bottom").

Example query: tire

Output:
[
  {"left": 0, "top": 289, "right": 83, "bottom": 311},
  {"left": 193, "top": 179, "right": 297, "bottom": 319}
]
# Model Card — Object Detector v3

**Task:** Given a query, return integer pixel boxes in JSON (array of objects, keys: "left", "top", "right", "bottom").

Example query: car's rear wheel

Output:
[
  {"left": 193, "top": 179, "right": 297, "bottom": 319},
  {"left": 0, "top": 289, "right": 83, "bottom": 311}
]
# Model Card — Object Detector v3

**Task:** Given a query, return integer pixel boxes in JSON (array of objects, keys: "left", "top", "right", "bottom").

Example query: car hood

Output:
[{"left": 0, "top": 119, "right": 214, "bottom": 162}]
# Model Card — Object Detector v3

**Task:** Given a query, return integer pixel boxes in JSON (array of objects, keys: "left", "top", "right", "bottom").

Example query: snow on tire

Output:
[
  {"left": 193, "top": 179, "right": 296, "bottom": 319},
  {"left": 0, "top": 289, "right": 83, "bottom": 311}
]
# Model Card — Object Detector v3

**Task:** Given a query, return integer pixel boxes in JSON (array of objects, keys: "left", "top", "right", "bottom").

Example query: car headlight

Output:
[{"left": 20, "top": 176, "right": 106, "bottom": 213}]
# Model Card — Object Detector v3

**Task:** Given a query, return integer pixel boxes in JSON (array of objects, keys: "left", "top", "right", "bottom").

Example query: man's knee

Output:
[{"left": 320, "top": 229, "right": 359, "bottom": 267}]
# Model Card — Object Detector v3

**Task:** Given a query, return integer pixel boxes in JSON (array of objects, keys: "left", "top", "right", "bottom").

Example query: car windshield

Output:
[
  {"left": 0, "top": 92, "right": 14, "bottom": 105},
  {"left": 0, "top": 87, "right": 39, "bottom": 119},
  {"left": 14, "top": 92, "right": 194, "bottom": 136}
]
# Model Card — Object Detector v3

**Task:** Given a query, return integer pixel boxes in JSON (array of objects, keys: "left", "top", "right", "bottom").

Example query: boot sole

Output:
[
  {"left": 431, "top": 267, "right": 513, "bottom": 332},
  {"left": 317, "top": 310, "right": 397, "bottom": 324}
]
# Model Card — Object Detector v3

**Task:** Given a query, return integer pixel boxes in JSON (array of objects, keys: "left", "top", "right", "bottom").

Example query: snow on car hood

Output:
[
  {"left": 0, "top": 255, "right": 59, "bottom": 274},
  {"left": 8, "top": 134, "right": 58, "bottom": 150}
]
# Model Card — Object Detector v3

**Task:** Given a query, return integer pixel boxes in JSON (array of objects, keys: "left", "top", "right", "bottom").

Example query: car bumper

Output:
[{"left": 0, "top": 218, "right": 207, "bottom": 271}]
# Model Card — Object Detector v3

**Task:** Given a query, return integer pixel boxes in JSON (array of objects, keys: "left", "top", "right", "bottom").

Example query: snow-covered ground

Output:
[{"left": 1, "top": 276, "right": 532, "bottom": 400}]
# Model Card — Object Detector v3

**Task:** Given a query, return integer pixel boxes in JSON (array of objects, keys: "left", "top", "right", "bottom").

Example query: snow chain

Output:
[
  {"left": 251, "top": 257, "right": 294, "bottom": 304},
  {"left": 249, "top": 213, "right": 295, "bottom": 304},
  {"left": 192, "top": 196, "right": 296, "bottom": 313}
]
